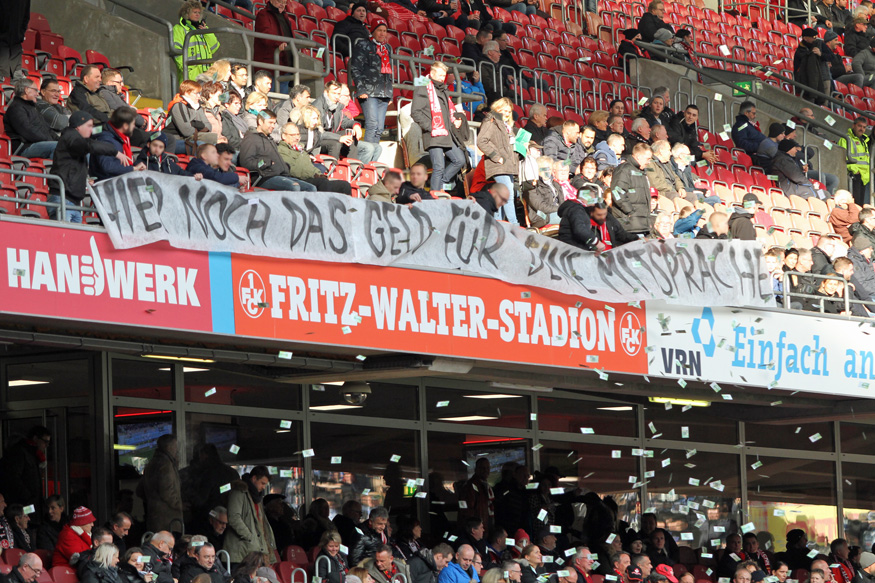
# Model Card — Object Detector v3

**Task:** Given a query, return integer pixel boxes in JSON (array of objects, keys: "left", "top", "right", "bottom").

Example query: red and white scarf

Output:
[
  {"left": 112, "top": 124, "right": 133, "bottom": 162},
  {"left": 427, "top": 81, "right": 453, "bottom": 138},
  {"left": 373, "top": 37, "right": 392, "bottom": 74},
  {"left": 592, "top": 217, "right": 612, "bottom": 249},
  {"left": 558, "top": 179, "right": 576, "bottom": 200}
]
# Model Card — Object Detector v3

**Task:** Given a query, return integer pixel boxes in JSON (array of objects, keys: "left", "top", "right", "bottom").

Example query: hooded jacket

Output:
[
  {"left": 135, "top": 149, "right": 192, "bottom": 176},
  {"left": 543, "top": 129, "right": 586, "bottom": 171},
  {"left": 610, "top": 155, "right": 653, "bottom": 233},
  {"left": 408, "top": 549, "right": 441, "bottom": 583},
  {"left": 771, "top": 150, "right": 816, "bottom": 198},
  {"left": 848, "top": 247, "right": 875, "bottom": 299},
  {"left": 349, "top": 37, "right": 394, "bottom": 100},
  {"left": 137, "top": 449, "right": 183, "bottom": 532},
  {"left": 225, "top": 480, "right": 277, "bottom": 563},
  {"left": 166, "top": 99, "right": 213, "bottom": 140},
  {"left": 50, "top": 127, "right": 120, "bottom": 201},
  {"left": 593, "top": 141, "right": 620, "bottom": 170},
  {"left": 525, "top": 178, "right": 561, "bottom": 228},
  {"left": 239, "top": 130, "right": 289, "bottom": 180},
  {"left": 728, "top": 210, "right": 757, "bottom": 240},
  {"left": 53, "top": 525, "right": 92, "bottom": 568}
]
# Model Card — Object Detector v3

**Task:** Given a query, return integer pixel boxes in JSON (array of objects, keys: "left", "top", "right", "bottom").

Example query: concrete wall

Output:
[{"left": 636, "top": 60, "right": 849, "bottom": 190}]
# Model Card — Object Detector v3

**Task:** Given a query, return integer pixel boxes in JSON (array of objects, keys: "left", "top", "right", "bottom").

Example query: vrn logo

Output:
[{"left": 660, "top": 307, "right": 714, "bottom": 377}]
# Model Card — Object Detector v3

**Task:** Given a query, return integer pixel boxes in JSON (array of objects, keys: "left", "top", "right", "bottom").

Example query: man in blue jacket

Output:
[
  {"left": 439, "top": 545, "right": 480, "bottom": 583},
  {"left": 187, "top": 144, "right": 240, "bottom": 187},
  {"left": 731, "top": 101, "right": 767, "bottom": 157},
  {"left": 90, "top": 107, "right": 146, "bottom": 181}
]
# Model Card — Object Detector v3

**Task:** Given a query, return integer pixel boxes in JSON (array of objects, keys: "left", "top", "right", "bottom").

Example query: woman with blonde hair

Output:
[
  {"left": 316, "top": 531, "right": 348, "bottom": 583},
  {"left": 198, "top": 59, "right": 232, "bottom": 84},
  {"left": 587, "top": 110, "right": 610, "bottom": 143},
  {"left": 173, "top": 0, "right": 220, "bottom": 80},
  {"left": 81, "top": 543, "right": 121, "bottom": 583},
  {"left": 297, "top": 105, "right": 324, "bottom": 156},
  {"left": 241, "top": 91, "right": 269, "bottom": 132},
  {"left": 478, "top": 97, "right": 521, "bottom": 226},
  {"left": 481, "top": 569, "right": 507, "bottom": 583}
]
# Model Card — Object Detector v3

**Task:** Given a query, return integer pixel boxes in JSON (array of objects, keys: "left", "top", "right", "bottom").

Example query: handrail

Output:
[
  {"left": 635, "top": 40, "right": 849, "bottom": 141},
  {"left": 216, "top": 550, "right": 231, "bottom": 574},
  {"left": 290, "top": 567, "right": 308, "bottom": 583},
  {"left": 102, "top": 0, "right": 179, "bottom": 94},
  {"left": 720, "top": 0, "right": 812, "bottom": 27},
  {"left": 314, "top": 555, "right": 332, "bottom": 578},
  {"left": 0, "top": 168, "right": 73, "bottom": 219},
  {"left": 782, "top": 271, "right": 852, "bottom": 315},
  {"left": 182, "top": 27, "right": 325, "bottom": 86},
  {"left": 662, "top": 43, "right": 875, "bottom": 128}
]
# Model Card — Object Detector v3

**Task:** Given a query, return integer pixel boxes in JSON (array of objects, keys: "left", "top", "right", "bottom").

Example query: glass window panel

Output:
[
  {"left": 6, "top": 359, "right": 91, "bottom": 400},
  {"left": 112, "top": 358, "right": 173, "bottom": 399},
  {"left": 426, "top": 431, "right": 528, "bottom": 536},
  {"left": 426, "top": 387, "right": 529, "bottom": 428},
  {"left": 309, "top": 381, "right": 417, "bottom": 419},
  {"left": 183, "top": 367, "right": 301, "bottom": 409},
  {"left": 745, "top": 421, "right": 834, "bottom": 452},
  {"left": 113, "top": 407, "right": 175, "bottom": 526},
  {"left": 67, "top": 406, "right": 94, "bottom": 510},
  {"left": 841, "top": 462, "right": 875, "bottom": 550},
  {"left": 184, "top": 412, "right": 305, "bottom": 524},
  {"left": 537, "top": 397, "right": 636, "bottom": 437},
  {"left": 646, "top": 450, "right": 742, "bottom": 549},
  {"left": 539, "top": 440, "right": 640, "bottom": 529},
  {"left": 839, "top": 422, "right": 874, "bottom": 455},
  {"left": 312, "top": 423, "right": 420, "bottom": 521},
  {"left": 643, "top": 404, "right": 737, "bottom": 444},
  {"left": 747, "top": 457, "right": 836, "bottom": 554}
]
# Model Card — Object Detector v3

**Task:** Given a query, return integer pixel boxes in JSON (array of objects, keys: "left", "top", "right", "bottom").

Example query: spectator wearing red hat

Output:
[
  {"left": 653, "top": 565, "right": 677, "bottom": 583},
  {"left": 509, "top": 529, "right": 530, "bottom": 559},
  {"left": 349, "top": 21, "right": 394, "bottom": 148},
  {"left": 53, "top": 506, "right": 96, "bottom": 568}
]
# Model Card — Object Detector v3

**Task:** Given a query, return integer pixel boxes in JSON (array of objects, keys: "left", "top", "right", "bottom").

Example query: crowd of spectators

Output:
[{"left": 2, "top": 431, "right": 875, "bottom": 583}]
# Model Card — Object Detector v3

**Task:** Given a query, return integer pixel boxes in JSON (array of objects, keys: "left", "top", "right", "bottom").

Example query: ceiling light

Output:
[
  {"left": 437, "top": 415, "right": 500, "bottom": 422},
  {"left": 113, "top": 444, "right": 137, "bottom": 451},
  {"left": 8, "top": 379, "right": 50, "bottom": 387},
  {"left": 597, "top": 406, "right": 634, "bottom": 411},
  {"left": 309, "top": 404, "right": 364, "bottom": 411},
  {"left": 463, "top": 394, "right": 524, "bottom": 399},
  {"left": 489, "top": 382, "right": 553, "bottom": 392},
  {"left": 649, "top": 397, "right": 710, "bottom": 407},
  {"left": 142, "top": 355, "right": 215, "bottom": 363},
  {"left": 158, "top": 367, "right": 210, "bottom": 373}
]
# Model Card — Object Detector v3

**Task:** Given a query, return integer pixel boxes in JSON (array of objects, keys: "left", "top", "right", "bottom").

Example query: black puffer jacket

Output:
[
  {"left": 5, "top": 97, "right": 57, "bottom": 152},
  {"left": 118, "top": 563, "right": 149, "bottom": 583},
  {"left": 557, "top": 200, "right": 600, "bottom": 251},
  {"left": 610, "top": 155, "right": 653, "bottom": 234},
  {"left": 80, "top": 564, "right": 123, "bottom": 583},
  {"left": 351, "top": 524, "right": 389, "bottom": 566},
  {"left": 667, "top": 111, "right": 706, "bottom": 160},
  {"left": 349, "top": 37, "right": 394, "bottom": 100},
  {"left": 49, "top": 127, "right": 120, "bottom": 201},
  {"left": 408, "top": 549, "right": 441, "bottom": 583}
]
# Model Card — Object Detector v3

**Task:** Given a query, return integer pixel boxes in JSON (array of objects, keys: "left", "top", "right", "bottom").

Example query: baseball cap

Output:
[
  {"left": 655, "top": 565, "right": 678, "bottom": 583},
  {"left": 627, "top": 565, "right": 644, "bottom": 583}
]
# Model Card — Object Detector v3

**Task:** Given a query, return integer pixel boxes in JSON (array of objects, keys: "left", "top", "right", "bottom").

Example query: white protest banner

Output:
[{"left": 89, "top": 173, "right": 771, "bottom": 307}]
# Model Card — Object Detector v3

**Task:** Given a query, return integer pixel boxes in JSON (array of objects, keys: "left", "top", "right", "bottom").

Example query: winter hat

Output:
[
  {"left": 824, "top": 30, "right": 839, "bottom": 42},
  {"left": 801, "top": 27, "right": 818, "bottom": 38},
  {"left": 860, "top": 552, "right": 875, "bottom": 570},
  {"left": 654, "top": 28, "right": 673, "bottom": 42},
  {"left": 350, "top": 2, "right": 368, "bottom": 12},
  {"left": 256, "top": 568, "right": 281, "bottom": 583},
  {"left": 853, "top": 236, "right": 874, "bottom": 252},
  {"left": 71, "top": 506, "right": 96, "bottom": 526},
  {"left": 69, "top": 111, "right": 93, "bottom": 129},
  {"left": 623, "top": 28, "right": 640, "bottom": 39},
  {"left": 371, "top": 21, "right": 387, "bottom": 33},
  {"left": 778, "top": 138, "right": 800, "bottom": 152},
  {"left": 514, "top": 528, "right": 531, "bottom": 545},
  {"left": 149, "top": 131, "right": 169, "bottom": 145},
  {"left": 786, "top": 529, "right": 807, "bottom": 546},
  {"left": 768, "top": 122, "right": 787, "bottom": 138}
]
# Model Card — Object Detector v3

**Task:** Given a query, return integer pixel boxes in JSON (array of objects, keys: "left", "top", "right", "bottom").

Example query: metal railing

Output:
[
  {"left": 217, "top": 550, "right": 231, "bottom": 574},
  {"left": 182, "top": 27, "right": 326, "bottom": 88},
  {"left": 782, "top": 271, "right": 853, "bottom": 314},
  {"left": 720, "top": 0, "right": 813, "bottom": 27},
  {"left": 0, "top": 168, "right": 79, "bottom": 220},
  {"left": 103, "top": 0, "right": 180, "bottom": 93},
  {"left": 204, "top": 0, "right": 256, "bottom": 22}
]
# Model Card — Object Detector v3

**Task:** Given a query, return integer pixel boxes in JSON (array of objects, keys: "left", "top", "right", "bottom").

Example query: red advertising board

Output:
[
  {"left": 1, "top": 222, "right": 213, "bottom": 331},
  {"left": 231, "top": 255, "right": 648, "bottom": 374}
]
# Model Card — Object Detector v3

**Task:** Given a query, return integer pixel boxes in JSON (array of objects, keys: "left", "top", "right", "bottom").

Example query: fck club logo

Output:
[
  {"left": 238, "top": 270, "right": 266, "bottom": 318},
  {"left": 619, "top": 311, "right": 643, "bottom": 356}
]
